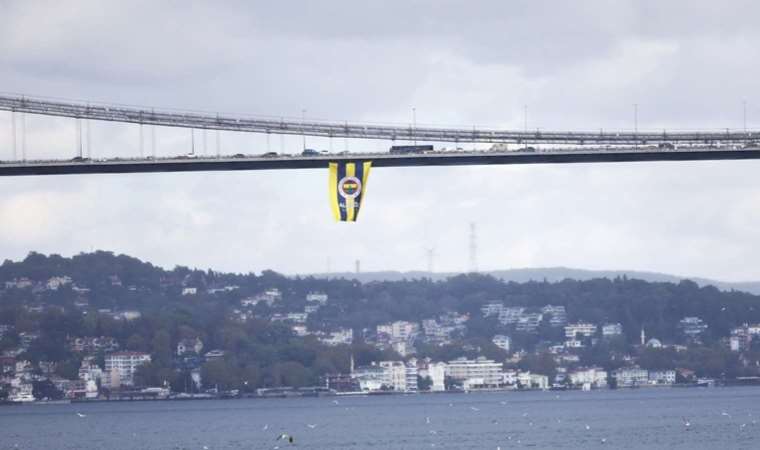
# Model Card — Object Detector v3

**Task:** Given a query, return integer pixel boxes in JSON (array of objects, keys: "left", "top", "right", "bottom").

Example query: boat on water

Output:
[{"left": 9, "top": 389, "right": 35, "bottom": 403}]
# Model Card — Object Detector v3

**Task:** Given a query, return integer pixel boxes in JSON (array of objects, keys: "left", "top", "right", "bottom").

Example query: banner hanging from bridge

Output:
[{"left": 328, "top": 161, "right": 372, "bottom": 222}]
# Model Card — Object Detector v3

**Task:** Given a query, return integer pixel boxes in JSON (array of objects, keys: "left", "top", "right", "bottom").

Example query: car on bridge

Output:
[
  {"left": 262, "top": 152, "right": 278, "bottom": 157},
  {"left": 302, "top": 149, "right": 320, "bottom": 156}
]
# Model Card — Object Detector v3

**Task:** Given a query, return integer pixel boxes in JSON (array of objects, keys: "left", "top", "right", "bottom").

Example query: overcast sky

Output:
[{"left": 0, "top": 1, "right": 759, "bottom": 281}]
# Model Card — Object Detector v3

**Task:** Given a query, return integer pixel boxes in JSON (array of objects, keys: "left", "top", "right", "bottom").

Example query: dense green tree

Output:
[{"left": 32, "top": 379, "right": 64, "bottom": 400}]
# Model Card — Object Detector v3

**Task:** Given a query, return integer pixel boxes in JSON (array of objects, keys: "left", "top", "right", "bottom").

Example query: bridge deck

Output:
[{"left": 1, "top": 147, "right": 759, "bottom": 176}]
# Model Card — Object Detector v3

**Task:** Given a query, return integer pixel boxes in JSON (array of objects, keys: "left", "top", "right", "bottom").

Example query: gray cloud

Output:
[{"left": 0, "top": 1, "right": 759, "bottom": 281}]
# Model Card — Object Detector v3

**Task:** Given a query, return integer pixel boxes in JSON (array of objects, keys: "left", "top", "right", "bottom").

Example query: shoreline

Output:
[{"left": 0, "top": 381, "right": 735, "bottom": 407}]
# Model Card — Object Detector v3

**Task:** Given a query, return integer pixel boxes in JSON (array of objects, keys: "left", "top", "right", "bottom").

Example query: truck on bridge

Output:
[{"left": 389, "top": 144, "right": 434, "bottom": 154}]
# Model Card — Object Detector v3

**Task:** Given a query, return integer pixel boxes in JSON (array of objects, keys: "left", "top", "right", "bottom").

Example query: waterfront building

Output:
[
  {"left": 648, "top": 370, "right": 676, "bottom": 385},
  {"left": 568, "top": 367, "right": 608, "bottom": 388},
  {"left": 404, "top": 363, "right": 418, "bottom": 392},
  {"left": 104, "top": 351, "right": 151, "bottom": 387},
  {"left": 517, "top": 372, "right": 549, "bottom": 390},
  {"left": 446, "top": 357, "right": 502, "bottom": 387},
  {"left": 351, "top": 364, "right": 386, "bottom": 391},
  {"left": 613, "top": 367, "right": 649, "bottom": 388},
  {"left": 78, "top": 359, "right": 103, "bottom": 383},
  {"left": 417, "top": 361, "right": 446, "bottom": 392}
]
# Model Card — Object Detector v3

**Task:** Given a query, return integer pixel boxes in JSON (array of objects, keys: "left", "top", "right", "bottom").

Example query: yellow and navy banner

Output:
[{"left": 328, "top": 161, "right": 372, "bottom": 222}]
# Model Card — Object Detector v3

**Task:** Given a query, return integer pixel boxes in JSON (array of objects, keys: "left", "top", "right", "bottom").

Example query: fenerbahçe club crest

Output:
[{"left": 328, "top": 161, "right": 372, "bottom": 222}]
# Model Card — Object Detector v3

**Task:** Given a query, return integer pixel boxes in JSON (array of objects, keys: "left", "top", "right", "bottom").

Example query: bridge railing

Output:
[{"left": 0, "top": 94, "right": 756, "bottom": 145}]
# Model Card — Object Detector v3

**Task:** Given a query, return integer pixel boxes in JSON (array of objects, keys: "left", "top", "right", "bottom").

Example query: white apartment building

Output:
[
  {"left": 241, "top": 288, "right": 282, "bottom": 307},
  {"left": 304, "top": 304, "right": 321, "bottom": 314},
  {"left": 541, "top": 305, "right": 567, "bottom": 326},
  {"left": 602, "top": 323, "right": 623, "bottom": 337},
  {"left": 46, "top": 276, "right": 72, "bottom": 290},
  {"left": 517, "top": 372, "right": 549, "bottom": 390},
  {"left": 286, "top": 312, "right": 308, "bottom": 323},
  {"left": 516, "top": 313, "right": 543, "bottom": 332},
  {"left": 481, "top": 303, "right": 505, "bottom": 318},
  {"left": 404, "top": 364, "right": 418, "bottom": 392},
  {"left": 378, "top": 361, "right": 407, "bottom": 391},
  {"left": 104, "top": 351, "right": 151, "bottom": 387},
  {"left": 306, "top": 292, "right": 328, "bottom": 305},
  {"left": 565, "top": 323, "right": 598, "bottom": 339},
  {"left": 614, "top": 367, "right": 649, "bottom": 388},
  {"left": 418, "top": 361, "right": 447, "bottom": 392},
  {"left": 498, "top": 307, "right": 526, "bottom": 325},
  {"left": 377, "top": 321, "right": 419, "bottom": 341},
  {"left": 648, "top": 370, "right": 676, "bottom": 385},
  {"left": 319, "top": 328, "right": 353, "bottom": 346},
  {"left": 568, "top": 367, "right": 608, "bottom": 388},
  {"left": 679, "top": 317, "right": 708, "bottom": 337},
  {"left": 492, "top": 335, "right": 511, "bottom": 352},
  {"left": 446, "top": 357, "right": 503, "bottom": 386},
  {"left": 392, "top": 340, "right": 412, "bottom": 357}
]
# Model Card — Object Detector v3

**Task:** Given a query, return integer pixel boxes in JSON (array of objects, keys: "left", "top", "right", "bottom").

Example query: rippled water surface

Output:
[{"left": 3, "top": 387, "right": 760, "bottom": 449}]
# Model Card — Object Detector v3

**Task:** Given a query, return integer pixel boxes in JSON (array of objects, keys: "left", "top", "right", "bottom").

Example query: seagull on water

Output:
[
  {"left": 276, "top": 433, "right": 294, "bottom": 444},
  {"left": 426, "top": 417, "right": 431, "bottom": 424},
  {"left": 306, "top": 424, "right": 317, "bottom": 429},
  {"left": 585, "top": 424, "right": 591, "bottom": 431},
  {"left": 76, "top": 412, "right": 86, "bottom": 418},
  {"left": 682, "top": 417, "right": 691, "bottom": 429},
  {"left": 262, "top": 424, "right": 269, "bottom": 431},
  {"left": 470, "top": 406, "right": 480, "bottom": 411}
]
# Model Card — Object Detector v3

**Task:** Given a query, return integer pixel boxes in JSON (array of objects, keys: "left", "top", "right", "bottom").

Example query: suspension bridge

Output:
[{"left": 0, "top": 93, "right": 758, "bottom": 176}]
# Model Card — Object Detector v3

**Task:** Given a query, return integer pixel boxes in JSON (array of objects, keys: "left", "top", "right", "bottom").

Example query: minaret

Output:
[
  {"left": 640, "top": 328, "right": 645, "bottom": 346},
  {"left": 350, "top": 354, "right": 355, "bottom": 374}
]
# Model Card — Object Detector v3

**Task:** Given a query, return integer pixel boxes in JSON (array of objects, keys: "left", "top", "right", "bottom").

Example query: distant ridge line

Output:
[{"left": 305, "top": 267, "right": 760, "bottom": 296}]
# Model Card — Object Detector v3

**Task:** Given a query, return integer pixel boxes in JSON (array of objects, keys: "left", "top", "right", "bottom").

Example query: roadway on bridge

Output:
[{"left": 1, "top": 147, "right": 759, "bottom": 176}]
